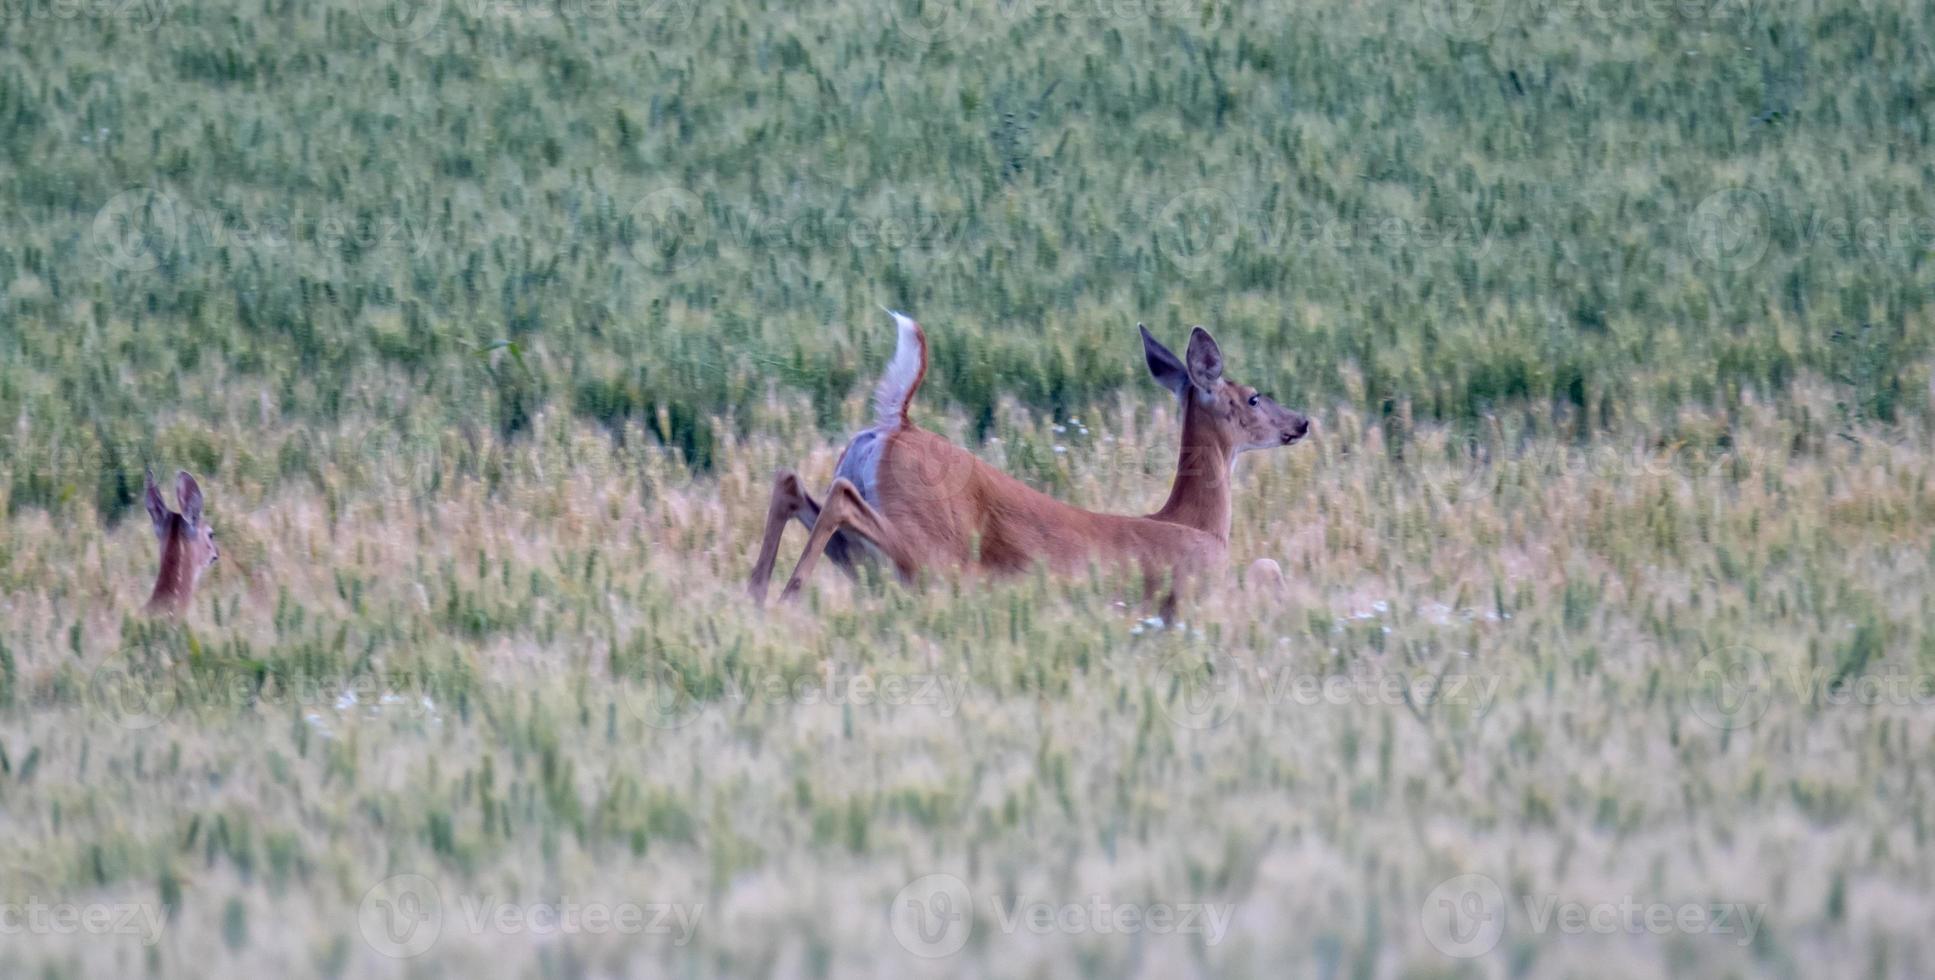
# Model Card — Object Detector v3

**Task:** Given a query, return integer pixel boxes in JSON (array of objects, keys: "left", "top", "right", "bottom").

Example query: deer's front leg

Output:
[
  {"left": 749, "top": 469, "right": 817, "bottom": 605},
  {"left": 751, "top": 469, "right": 865, "bottom": 606},
  {"left": 779, "top": 479, "right": 918, "bottom": 601}
]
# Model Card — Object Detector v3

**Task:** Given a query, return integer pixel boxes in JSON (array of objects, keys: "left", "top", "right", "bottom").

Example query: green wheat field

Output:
[{"left": 3, "top": 0, "right": 1934, "bottom": 975}]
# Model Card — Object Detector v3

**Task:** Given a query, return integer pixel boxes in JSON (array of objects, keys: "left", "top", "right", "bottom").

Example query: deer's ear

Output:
[
  {"left": 1185, "top": 326, "right": 1223, "bottom": 392},
  {"left": 145, "top": 469, "right": 170, "bottom": 536},
  {"left": 175, "top": 471, "right": 204, "bottom": 526},
  {"left": 1140, "top": 323, "right": 1189, "bottom": 397}
]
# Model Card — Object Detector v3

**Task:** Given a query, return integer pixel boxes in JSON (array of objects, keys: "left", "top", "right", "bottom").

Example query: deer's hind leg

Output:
[
  {"left": 748, "top": 469, "right": 859, "bottom": 605},
  {"left": 779, "top": 478, "right": 920, "bottom": 601}
]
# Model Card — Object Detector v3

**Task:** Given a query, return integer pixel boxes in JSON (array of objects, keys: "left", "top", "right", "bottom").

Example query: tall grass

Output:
[{"left": 2, "top": 0, "right": 1934, "bottom": 976}]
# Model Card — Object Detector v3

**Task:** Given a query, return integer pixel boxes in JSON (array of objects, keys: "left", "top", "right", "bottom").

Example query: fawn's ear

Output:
[
  {"left": 145, "top": 469, "right": 170, "bottom": 535},
  {"left": 1185, "top": 326, "right": 1223, "bottom": 392},
  {"left": 1140, "top": 323, "right": 1189, "bottom": 397},
  {"left": 175, "top": 471, "right": 204, "bottom": 526}
]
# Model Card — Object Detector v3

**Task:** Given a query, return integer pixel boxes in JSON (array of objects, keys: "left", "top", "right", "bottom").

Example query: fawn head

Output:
[
  {"left": 145, "top": 468, "right": 218, "bottom": 613},
  {"left": 1141, "top": 324, "right": 1309, "bottom": 452}
]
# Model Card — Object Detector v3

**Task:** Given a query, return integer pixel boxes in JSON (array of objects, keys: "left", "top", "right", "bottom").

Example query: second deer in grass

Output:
[
  {"left": 748, "top": 312, "right": 1309, "bottom": 614},
  {"left": 144, "top": 468, "right": 219, "bottom": 617}
]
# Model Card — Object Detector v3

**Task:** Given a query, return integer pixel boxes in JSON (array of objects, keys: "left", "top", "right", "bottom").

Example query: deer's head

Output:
[
  {"left": 1142, "top": 324, "right": 1309, "bottom": 453},
  {"left": 144, "top": 469, "right": 218, "bottom": 615}
]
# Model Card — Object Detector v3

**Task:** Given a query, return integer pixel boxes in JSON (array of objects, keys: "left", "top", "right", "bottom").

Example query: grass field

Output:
[{"left": 4, "top": 0, "right": 1935, "bottom": 976}]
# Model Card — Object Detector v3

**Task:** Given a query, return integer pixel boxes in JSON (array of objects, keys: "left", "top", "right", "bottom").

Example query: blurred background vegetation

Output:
[{"left": 1, "top": 0, "right": 1930, "bottom": 508}]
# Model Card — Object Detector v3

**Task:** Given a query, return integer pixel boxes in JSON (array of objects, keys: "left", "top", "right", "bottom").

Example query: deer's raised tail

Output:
[{"left": 872, "top": 309, "right": 927, "bottom": 430}]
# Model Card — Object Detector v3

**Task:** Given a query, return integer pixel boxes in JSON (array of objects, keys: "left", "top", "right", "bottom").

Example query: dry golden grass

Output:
[{"left": 3, "top": 380, "right": 1933, "bottom": 977}]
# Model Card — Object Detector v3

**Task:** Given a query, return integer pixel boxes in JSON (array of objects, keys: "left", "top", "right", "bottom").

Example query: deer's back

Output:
[{"left": 874, "top": 427, "right": 1222, "bottom": 576}]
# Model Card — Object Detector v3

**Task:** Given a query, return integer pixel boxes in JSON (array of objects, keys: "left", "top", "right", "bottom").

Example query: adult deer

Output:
[
  {"left": 144, "top": 468, "right": 219, "bottom": 617},
  {"left": 747, "top": 312, "right": 1309, "bottom": 613}
]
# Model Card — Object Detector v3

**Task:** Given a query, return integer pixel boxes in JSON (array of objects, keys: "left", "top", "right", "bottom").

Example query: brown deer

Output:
[
  {"left": 144, "top": 469, "right": 219, "bottom": 617},
  {"left": 748, "top": 312, "right": 1309, "bottom": 614}
]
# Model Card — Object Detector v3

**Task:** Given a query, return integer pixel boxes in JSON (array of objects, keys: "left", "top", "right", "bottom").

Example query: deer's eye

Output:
[{"left": 1247, "top": 394, "right": 1260, "bottom": 407}]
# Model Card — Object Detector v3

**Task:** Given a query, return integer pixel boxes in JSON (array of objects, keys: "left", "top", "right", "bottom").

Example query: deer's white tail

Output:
[{"left": 872, "top": 310, "right": 927, "bottom": 429}]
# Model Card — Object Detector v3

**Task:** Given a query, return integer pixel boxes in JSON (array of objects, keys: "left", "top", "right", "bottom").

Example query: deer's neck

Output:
[
  {"left": 1151, "top": 396, "right": 1236, "bottom": 542},
  {"left": 147, "top": 531, "right": 193, "bottom": 613}
]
